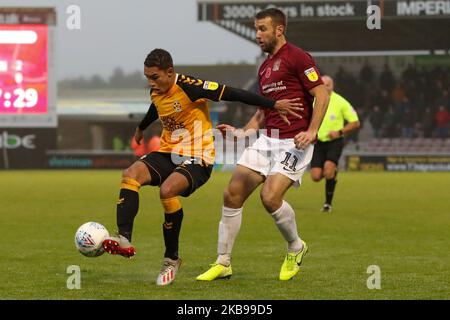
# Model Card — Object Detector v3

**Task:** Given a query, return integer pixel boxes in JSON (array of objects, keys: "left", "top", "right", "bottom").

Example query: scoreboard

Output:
[
  {"left": 0, "top": 8, "right": 56, "bottom": 127},
  {"left": 0, "top": 25, "right": 47, "bottom": 114},
  {"left": 0, "top": 8, "right": 56, "bottom": 169}
]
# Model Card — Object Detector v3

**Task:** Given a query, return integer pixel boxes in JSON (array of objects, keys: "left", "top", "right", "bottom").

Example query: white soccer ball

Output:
[{"left": 75, "top": 222, "right": 109, "bottom": 257}]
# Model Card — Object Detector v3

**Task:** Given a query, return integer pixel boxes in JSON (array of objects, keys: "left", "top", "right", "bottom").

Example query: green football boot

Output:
[
  {"left": 196, "top": 263, "right": 232, "bottom": 281},
  {"left": 279, "top": 240, "right": 308, "bottom": 281}
]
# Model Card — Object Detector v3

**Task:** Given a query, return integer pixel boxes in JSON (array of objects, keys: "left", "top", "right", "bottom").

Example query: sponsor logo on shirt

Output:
[
  {"left": 160, "top": 115, "right": 185, "bottom": 132},
  {"left": 173, "top": 100, "right": 182, "bottom": 113},
  {"left": 305, "top": 67, "right": 319, "bottom": 82},
  {"left": 262, "top": 81, "right": 287, "bottom": 94},
  {"left": 273, "top": 58, "right": 282, "bottom": 71},
  {"left": 203, "top": 81, "right": 219, "bottom": 91}
]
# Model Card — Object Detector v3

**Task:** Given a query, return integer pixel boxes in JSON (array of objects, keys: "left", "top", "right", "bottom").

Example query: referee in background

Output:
[{"left": 310, "top": 75, "right": 360, "bottom": 213}]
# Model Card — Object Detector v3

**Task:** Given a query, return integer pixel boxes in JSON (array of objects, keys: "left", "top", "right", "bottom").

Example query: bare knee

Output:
[
  {"left": 310, "top": 168, "right": 323, "bottom": 182},
  {"left": 160, "top": 183, "right": 178, "bottom": 199},
  {"left": 323, "top": 170, "right": 335, "bottom": 180},
  {"left": 311, "top": 172, "right": 322, "bottom": 182},
  {"left": 122, "top": 167, "right": 138, "bottom": 180},
  {"left": 323, "top": 163, "right": 337, "bottom": 180},
  {"left": 222, "top": 166, "right": 264, "bottom": 209},
  {"left": 260, "top": 188, "right": 282, "bottom": 213},
  {"left": 223, "top": 186, "right": 244, "bottom": 208},
  {"left": 121, "top": 162, "right": 150, "bottom": 185}
]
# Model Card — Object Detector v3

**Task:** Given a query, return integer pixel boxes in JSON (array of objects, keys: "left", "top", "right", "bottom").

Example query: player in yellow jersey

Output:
[{"left": 102, "top": 48, "right": 303, "bottom": 286}]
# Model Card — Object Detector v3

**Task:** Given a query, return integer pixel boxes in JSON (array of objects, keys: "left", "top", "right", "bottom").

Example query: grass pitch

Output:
[{"left": 0, "top": 170, "right": 449, "bottom": 300}]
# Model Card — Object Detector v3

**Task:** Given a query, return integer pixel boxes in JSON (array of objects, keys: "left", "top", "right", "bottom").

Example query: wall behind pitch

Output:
[{"left": 0, "top": 128, "right": 56, "bottom": 169}]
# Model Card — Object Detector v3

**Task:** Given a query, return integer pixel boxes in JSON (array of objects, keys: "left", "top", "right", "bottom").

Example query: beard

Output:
[{"left": 261, "top": 34, "right": 277, "bottom": 54}]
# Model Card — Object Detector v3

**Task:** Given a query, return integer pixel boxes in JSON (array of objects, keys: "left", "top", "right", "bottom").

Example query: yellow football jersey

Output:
[{"left": 150, "top": 74, "right": 225, "bottom": 165}]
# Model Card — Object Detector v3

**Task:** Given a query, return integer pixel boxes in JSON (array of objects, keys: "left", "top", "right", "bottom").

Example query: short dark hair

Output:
[
  {"left": 144, "top": 48, "right": 173, "bottom": 70},
  {"left": 255, "top": 8, "right": 287, "bottom": 30}
]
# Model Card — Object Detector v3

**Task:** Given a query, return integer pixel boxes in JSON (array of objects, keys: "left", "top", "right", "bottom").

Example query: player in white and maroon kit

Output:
[{"left": 197, "top": 8, "right": 330, "bottom": 281}]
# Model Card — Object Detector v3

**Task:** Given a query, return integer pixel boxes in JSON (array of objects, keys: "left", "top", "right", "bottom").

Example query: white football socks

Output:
[
  {"left": 270, "top": 200, "right": 303, "bottom": 253},
  {"left": 216, "top": 206, "right": 243, "bottom": 266}
]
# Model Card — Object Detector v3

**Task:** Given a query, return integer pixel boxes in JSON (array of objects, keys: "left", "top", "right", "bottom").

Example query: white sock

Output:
[
  {"left": 216, "top": 206, "right": 243, "bottom": 266},
  {"left": 270, "top": 200, "right": 303, "bottom": 253}
]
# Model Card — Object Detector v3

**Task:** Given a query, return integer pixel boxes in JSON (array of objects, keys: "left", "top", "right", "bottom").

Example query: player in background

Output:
[
  {"left": 101, "top": 48, "right": 303, "bottom": 286},
  {"left": 310, "top": 75, "right": 360, "bottom": 213},
  {"left": 197, "top": 8, "right": 330, "bottom": 281}
]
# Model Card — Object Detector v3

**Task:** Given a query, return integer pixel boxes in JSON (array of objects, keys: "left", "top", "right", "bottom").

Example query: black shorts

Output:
[
  {"left": 310, "top": 138, "right": 344, "bottom": 168},
  {"left": 139, "top": 152, "right": 213, "bottom": 197}
]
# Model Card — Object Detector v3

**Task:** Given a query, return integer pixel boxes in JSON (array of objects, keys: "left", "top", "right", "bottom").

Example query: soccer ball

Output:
[{"left": 75, "top": 222, "right": 109, "bottom": 257}]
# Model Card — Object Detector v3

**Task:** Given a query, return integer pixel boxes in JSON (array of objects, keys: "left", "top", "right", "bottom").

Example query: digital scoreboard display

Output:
[
  {"left": 0, "top": 8, "right": 56, "bottom": 128},
  {"left": 0, "top": 25, "right": 48, "bottom": 114}
]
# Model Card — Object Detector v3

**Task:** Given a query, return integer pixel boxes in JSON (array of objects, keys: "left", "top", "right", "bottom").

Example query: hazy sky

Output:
[{"left": 1, "top": 0, "right": 261, "bottom": 79}]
